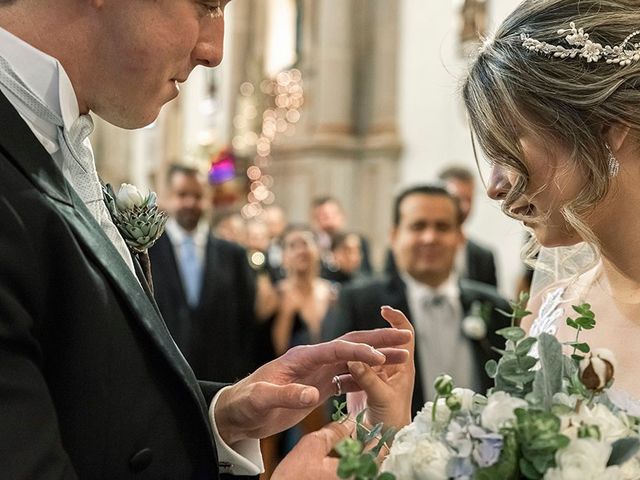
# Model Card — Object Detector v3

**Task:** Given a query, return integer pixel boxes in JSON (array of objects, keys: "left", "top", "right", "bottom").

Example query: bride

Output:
[{"left": 463, "top": 0, "right": 640, "bottom": 400}]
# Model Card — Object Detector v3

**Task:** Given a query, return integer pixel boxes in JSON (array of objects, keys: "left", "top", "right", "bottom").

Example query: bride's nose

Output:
[{"left": 486, "top": 165, "right": 511, "bottom": 200}]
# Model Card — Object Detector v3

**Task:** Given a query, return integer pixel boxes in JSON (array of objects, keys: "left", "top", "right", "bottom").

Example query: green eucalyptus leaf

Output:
[
  {"left": 336, "top": 438, "right": 363, "bottom": 457},
  {"left": 377, "top": 473, "right": 396, "bottom": 480},
  {"left": 519, "top": 458, "right": 541, "bottom": 480},
  {"left": 515, "top": 337, "right": 538, "bottom": 357},
  {"left": 371, "top": 428, "right": 396, "bottom": 457},
  {"left": 565, "top": 318, "right": 578, "bottom": 329},
  {"left": 518, "top": 355, "right": 539, "bottom": 371},
  {"left": 357, "top": 453, "right": 378, "bottom": 478},
  {"left": 485, "top": 359, "right": 498, "bottom": 378},
  {"left": 569, "top": 342, "right": 590, "bottom": 353},
  {"left": 365, "top": 423, "right": 383, "bottom": 444},
  {"left": 497, "top": 326, "right": 526, "bottom": 342}
]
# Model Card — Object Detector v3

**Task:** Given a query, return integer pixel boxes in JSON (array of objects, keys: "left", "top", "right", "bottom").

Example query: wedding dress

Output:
[{"left": 529, "top": 286, "right": 640, "bottom": 416}]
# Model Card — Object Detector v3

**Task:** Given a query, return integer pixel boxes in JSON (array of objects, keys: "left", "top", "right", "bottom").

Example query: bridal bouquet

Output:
[{"left": 336, "top": 295, "right": 640, "bottom": 480}]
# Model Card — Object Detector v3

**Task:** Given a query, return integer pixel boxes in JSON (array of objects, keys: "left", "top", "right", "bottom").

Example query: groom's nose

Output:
[{"left": 486, "top": 165, "right": 511, "bottom": 200}]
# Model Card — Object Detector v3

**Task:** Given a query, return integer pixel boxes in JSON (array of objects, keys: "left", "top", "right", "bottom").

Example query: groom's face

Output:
[{"left": 84, "top": 0, "right": 230, "bottom": 129}]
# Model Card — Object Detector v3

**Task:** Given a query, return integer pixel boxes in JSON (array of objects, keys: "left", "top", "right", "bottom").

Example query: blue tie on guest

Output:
[{"left": 179, "top": 234, "right": 202, "bottom": 309}]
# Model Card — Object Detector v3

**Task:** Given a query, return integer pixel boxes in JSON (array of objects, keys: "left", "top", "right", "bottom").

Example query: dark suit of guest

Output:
[
  {"left": 323, "top": 272, "right": 510, "bottom": 417},
  {"left": 465, "top": 238, "right": 498, "bottom": 287},
  {"left": 150, "top": 230, "right": 257, "bottom": 383},
  {"left": 0, "top": 91, "right": 227, "bottom": 478}
]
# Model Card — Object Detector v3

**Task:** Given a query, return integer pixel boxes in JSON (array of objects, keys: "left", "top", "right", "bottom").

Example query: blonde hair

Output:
[{"left": 463, "top": 0, "right": 640, "bottom": 261}]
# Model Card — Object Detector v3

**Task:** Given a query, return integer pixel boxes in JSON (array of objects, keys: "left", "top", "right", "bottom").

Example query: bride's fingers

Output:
[
  {"left": 347, "top": 361, "right": 387, "bottom": 401},
  {"left": 381, "top": 306, "right": 414, "bottom": 333}
]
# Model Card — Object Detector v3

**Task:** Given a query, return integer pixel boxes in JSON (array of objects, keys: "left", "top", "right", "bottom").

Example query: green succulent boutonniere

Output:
[
  {"left": 104, "top": 183, "right": 168, "bottom": 254},
  {"left": 103, "top": 183, "right": 168, "bottom": 292}
]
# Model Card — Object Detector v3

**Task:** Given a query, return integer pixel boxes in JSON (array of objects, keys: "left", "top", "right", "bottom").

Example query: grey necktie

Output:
[
  {"left": 421, "top": 293, "right": 476, "bottom": 397},
  {"left": 0, "top": 55, "right": 135, "bottom": 273}
]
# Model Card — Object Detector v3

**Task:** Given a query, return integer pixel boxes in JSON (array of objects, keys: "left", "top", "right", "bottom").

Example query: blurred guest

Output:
[
  {"left": 310, "top": 195, "right": 372, "bottom": 273},
  {"left": 263, "top": 205, "right": 288, "bottom": 280},
  {"left": 321, "top": 231, "right": 366, "bottom": 285},
  {"left": 324, "top": 184, "right": 510, "bottom": 415},
  {"left": 272, "top": 225, "right": 337, "bottom": 355},
  {"left": 149, "top": 165, "right": 257, "bottom": 383},
  {"left": 269, "top": 225, "right": 338, "bottom": 467},
  {"left": 439, "top": 165, "right": 498, "bottom": 287},
  {"left": 212, "top": 208, "right": 247, "bottom": 246}
]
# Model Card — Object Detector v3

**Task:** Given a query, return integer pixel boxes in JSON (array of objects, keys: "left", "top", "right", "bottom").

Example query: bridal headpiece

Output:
[{"left": 521, "top": 22, "right": 640, "bottom": 66}]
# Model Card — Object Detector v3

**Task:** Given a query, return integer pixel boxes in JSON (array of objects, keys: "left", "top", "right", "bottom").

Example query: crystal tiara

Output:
[{"left": 521, "top": 22, "right": 640, "bottom": 66}]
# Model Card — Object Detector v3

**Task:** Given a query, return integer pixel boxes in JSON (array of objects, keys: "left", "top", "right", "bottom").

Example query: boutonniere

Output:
[
  {"left": 103, "top": 183, "right": 168, "bottom": 291},
  {"left": 462, "top": 300, "right": 491, "bottom": 340}
]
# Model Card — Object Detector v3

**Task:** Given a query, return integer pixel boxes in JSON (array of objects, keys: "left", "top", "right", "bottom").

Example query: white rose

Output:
[
  {"left": 116, "top": 183, "right": 145, "bottom": 210},
  {"left": 413, "top": 399, "right": 451, "bottom": 434},
  {"left": 451, "top": 387, "right": 478, "bottom": 412},
  {"left": 481, "top": 391, "right": 527, "bottom": 432},
  {"left": 574, "top": 404, "right": 633, "bottom": 443},
  {"left": 381, "top": 437, "right": 416, "bottom": 479},
  {"left": 619, "top": 455, "right": 640, "bottom": 480},
  {"left": 412, "top": 437, "right": 452, "bottom": 480},
  {"left": 543, "top": 438, "right": 620, "bottom": 480}
]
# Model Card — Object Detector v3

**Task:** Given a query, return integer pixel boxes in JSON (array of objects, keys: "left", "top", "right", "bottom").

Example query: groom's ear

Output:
[{"left": 602, "top": 123, "right": 631, "bottom": 153}]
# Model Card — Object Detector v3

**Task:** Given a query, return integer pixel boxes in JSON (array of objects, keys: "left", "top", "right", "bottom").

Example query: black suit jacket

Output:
[
  {"left": 466, "top": 238, "right": 498, "bottom": 287},
  {"left": 323, "top": 273, "right": 510, "bottom": 417},
  {"left": 150, "top": 233, "right": 257, "bottom": 383},
  {"left": 0, "top": 91, "right": 226, "bottom": 478}
]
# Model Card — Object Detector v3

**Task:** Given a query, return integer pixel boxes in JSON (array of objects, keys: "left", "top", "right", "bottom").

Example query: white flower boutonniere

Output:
[
  {"left": 104, "top": 183, "right": 168, "bottom": 254},
  {"left": 462, "top": 300, "right": 490, "bottom": 340}
]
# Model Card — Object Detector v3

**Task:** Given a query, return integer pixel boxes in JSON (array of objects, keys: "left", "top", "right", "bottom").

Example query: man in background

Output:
[
  {"left": 439, "top": 165, "right": 498, "bottom": 287},
  {"left": 324, "top": 185, "right": 509, "bottom": 415},
  {"left": 150, "top": 165, "right": 257, "bottom": 383},
  {"left": 311, "top": 195, "right": 372, "bottom": 275}
]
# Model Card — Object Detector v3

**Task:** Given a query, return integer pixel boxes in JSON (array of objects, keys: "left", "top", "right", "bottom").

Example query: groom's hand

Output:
[
  {"left": 271, "top": 421, "right": 354, "bottom": 479},
  {"left": 214, "top": 328, "right": 411, "bottom": 445}
]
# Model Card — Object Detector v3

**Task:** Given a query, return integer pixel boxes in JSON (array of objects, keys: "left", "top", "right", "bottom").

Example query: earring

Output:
[{"left": 606, "top": 143, "right": 620, "bottom": 177}]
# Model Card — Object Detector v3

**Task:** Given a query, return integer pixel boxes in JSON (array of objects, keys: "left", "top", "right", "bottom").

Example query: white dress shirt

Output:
[
  {"left": 165, "top": 218, "right": 209, "bottom": 266},
  {"left": 401, "top": 272, "right": 478, "bottom": 399},
  {"left": 0, "top": 26, "right": 262, "bottom": 476}
]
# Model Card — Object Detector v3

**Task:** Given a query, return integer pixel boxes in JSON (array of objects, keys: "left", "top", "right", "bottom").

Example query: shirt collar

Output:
[
  {"left": 0, "top": 26, "right": 80, "bottom": 152},
  {"left": 400, "top": 270, "right": 460, "bottom": 304},
  {"left": 166, "top": 217, "right": 209, "bottom": 248}
]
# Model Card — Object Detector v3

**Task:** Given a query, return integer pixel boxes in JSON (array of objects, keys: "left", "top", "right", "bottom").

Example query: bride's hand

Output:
[{"left": 346, "top": 306, "right": 415, "bottom": 433}]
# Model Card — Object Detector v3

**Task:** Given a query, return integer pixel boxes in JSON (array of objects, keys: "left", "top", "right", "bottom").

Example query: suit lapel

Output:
[{"left": 0, "top": 91, "right": 210, "bottom": 421}]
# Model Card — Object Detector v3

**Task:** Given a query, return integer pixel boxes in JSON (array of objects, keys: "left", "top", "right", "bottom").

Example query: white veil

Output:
[{"left": 529, "top": 242, "right": 599, "bottom": 300}]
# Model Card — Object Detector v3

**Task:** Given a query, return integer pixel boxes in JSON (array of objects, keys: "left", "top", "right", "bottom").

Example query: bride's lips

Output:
[{"left": 511, "top": 204, "right": 536, "bottom": 220}]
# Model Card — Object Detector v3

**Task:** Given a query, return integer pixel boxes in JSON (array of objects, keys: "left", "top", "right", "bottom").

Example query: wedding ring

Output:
[{"left": 332, "top": 375, "right": 342, "bottom": 396}]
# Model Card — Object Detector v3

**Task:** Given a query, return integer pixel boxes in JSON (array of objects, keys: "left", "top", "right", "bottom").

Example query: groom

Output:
[{"left": 0, "top": 1, "right": 410, "bottom": 478}]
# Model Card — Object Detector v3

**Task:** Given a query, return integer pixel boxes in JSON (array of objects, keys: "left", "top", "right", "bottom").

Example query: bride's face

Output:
[{"left": 487, "top": 134, "right": 584, "bottom": 247}]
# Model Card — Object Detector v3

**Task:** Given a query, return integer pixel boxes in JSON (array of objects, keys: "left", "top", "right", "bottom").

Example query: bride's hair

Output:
[{"left": 463, "top": 0, "right": 640, "bottom": 262}]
